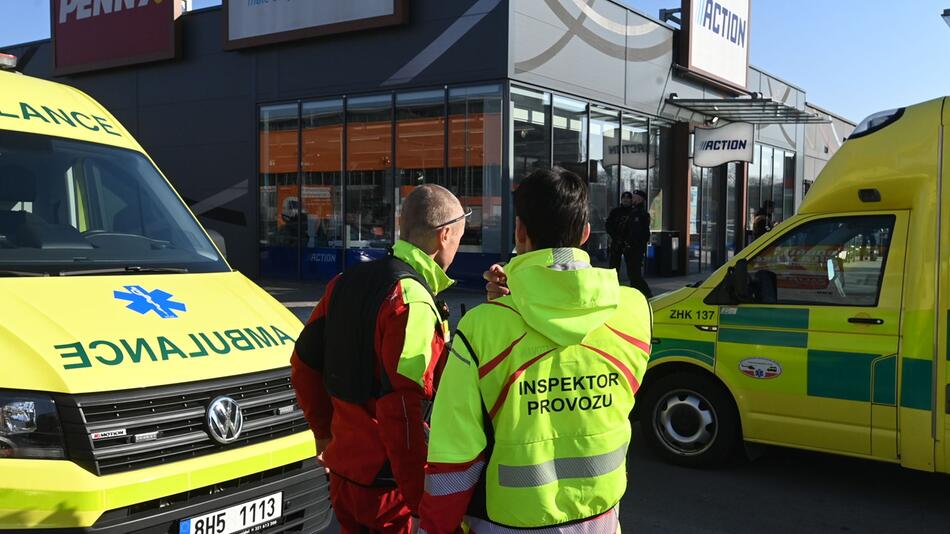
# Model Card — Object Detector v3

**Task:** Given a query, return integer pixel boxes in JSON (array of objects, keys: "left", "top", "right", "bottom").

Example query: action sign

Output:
[
  {"left": 52, "top": 0, "right": 179, "bottom": 76},
  {"left": 225, "top": 0, "right": 408, "bottom": 50},
  {"left": 693, "top": 122, "right": 754, "bottom": 168},
  {"left": 682, "top": 0, "right": 750, "bottom": 90}
]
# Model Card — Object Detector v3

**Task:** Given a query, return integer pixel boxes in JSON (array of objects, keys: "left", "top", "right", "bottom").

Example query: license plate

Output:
[{"left": 179, "top": 492, "right": 283, "bottom": 534}]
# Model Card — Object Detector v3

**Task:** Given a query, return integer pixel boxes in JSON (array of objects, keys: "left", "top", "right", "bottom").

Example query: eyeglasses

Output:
[{"left": 433, "top": 207, "right": 473, "bottom": 229}]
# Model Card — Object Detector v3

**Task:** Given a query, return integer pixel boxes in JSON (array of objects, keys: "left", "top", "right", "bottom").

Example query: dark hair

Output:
[
  {"left": 514, "top": 167, "right": 589, "bottom": 249},
  {"left": 621, "top": 191, "right": 633, "bottom": 199}
]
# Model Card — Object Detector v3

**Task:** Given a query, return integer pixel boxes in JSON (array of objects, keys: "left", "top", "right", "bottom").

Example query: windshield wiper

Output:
[
  {"left": 58, "top": 266, "right": 190, "bottom": 277},
  {"left": 0, "top": 270, "right": 49, "bottom": 277}
]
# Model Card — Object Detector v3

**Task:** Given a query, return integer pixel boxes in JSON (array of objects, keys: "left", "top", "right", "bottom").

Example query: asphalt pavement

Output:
[
  {"left": 265, "top": 274, "right": 950, "bottom": 533},
  {"left": 625, "top": 424, "right": 949, "bottom": 533}
]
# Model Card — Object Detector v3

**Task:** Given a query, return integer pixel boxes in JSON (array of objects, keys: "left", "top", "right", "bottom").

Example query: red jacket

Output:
[{"left": 291, "top": 254, "right": 450, "bottom": 514}]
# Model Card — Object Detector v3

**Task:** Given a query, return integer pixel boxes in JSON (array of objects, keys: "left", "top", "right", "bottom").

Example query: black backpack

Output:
[{"left": 294, "top": 255, "right": 444, "bottom": 404}]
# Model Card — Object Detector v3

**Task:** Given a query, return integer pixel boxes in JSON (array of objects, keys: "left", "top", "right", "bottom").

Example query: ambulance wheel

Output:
[{"left": 640, "top": 372, "right": 738, "bottom": 468}]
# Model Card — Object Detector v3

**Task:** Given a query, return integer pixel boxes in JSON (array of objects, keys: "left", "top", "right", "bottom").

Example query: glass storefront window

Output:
[
  {"left": 700, "top": 166, "right": 723, "bottom": 269},
  {"left": 257, "top": 84, "right": 508, "bottom": 281},
  {"left": 449, "top": 84, "right": 504, "bottom": 254},
  {"left": 258, "top": 83, "right": 693, "bottom": 282},
  {"left": 395, "top": 89, "right": 446, "bottom": 242},
  {"left": 512, "top": 87, "right": 551, "bottom": 184},
  {"left": 301, "top": 99, "right": 344, "bottom": 279},
  {"left": 588, "top": 106, "right": 621, "bottom": 265},
  {"left": 772, "top": 147, "right": 785, "bottom": 223},
  {"left": 690, "top": 164, "right": 701, "bottom": 274},
  {"left": 347, "top": 94, "right": 394, "bottom": 257},
  {"left": 552, "top": 95, "right": 588, "bottom": 180},
  {"left": 726, "top": 162, "right": 737, "bottom": 258},
  {"left": 783, "top": 151, "right": 796, "bottom": 222},
  {"left": 760, "top": 145, "right": 774, "bottom": 208},
  {"left": 748, "top": 144, "right": 797, "bottom": 232},
  {"left": 748, "top": 144, "right": 761, "bottom": 234},
  {"left": 259, "top": 103, "right": 300, "bottom": 279},
  {"left": 620, "top": 114, "right": 648, "bottom": 196},
  {"left": 649, "top": 124, "right": 672, "bottom": 232}
]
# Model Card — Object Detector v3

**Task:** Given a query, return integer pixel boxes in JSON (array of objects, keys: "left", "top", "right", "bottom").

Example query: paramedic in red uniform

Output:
[{"left": 291, "top": 184, "right": 468, "bottom": 534}]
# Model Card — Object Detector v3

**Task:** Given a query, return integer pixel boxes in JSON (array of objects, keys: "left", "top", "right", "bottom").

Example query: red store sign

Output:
[{"left": 52, "top": 0, "right": 179, "bottom": 75}]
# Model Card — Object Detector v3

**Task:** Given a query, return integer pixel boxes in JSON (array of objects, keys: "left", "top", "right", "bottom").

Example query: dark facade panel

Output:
[
  {"left": 136, "top": 54, "right": 253, "bottom": 108},
  {"left": 261, "top": 0, "right": 508, "bottom": 100}
]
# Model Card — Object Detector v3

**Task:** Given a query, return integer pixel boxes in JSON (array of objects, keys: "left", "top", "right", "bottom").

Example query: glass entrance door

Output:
[
  {"left": 700, "top": 165, "right": 724, "bottom": 271},
  {"left": 691, "top": 162, "right": 742, "bottom": 273}
]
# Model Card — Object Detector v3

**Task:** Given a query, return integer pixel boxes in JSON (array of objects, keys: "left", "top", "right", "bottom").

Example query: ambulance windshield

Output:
[{"left": 0, "top": 130, "right": 228, "bottom": 275}]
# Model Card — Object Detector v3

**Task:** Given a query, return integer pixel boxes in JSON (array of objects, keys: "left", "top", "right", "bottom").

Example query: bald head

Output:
[{"left": 400, "top": 184, "right": 464, "bottom": 252}]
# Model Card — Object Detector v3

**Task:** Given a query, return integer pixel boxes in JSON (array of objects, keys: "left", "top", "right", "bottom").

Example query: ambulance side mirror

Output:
[
  {"left": 706, "top": 259, "right": 778, "bottom": 305},
  {"left": 705, "top": 259, "right": 751, "bottom": 305},
  {"left": 731, "top": 259, "right": 754, "bottom": 303}
]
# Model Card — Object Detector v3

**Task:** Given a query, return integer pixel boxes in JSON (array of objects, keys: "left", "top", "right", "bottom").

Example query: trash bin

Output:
[
  {"left": 654, "top": 231, "right": 680, "bottom": 277},
  {"left": 644, "top": 242, "right": 657, "bottom": 276}
]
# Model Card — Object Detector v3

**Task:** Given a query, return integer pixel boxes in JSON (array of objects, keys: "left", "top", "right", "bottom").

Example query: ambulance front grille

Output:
[{"left": 56, "top": 368, "right": 311, "bottom": 476}]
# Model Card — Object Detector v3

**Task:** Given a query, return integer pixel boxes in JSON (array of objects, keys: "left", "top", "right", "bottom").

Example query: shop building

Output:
[{"left": 5, "top": 0, "right": 855, "bottom": 283}]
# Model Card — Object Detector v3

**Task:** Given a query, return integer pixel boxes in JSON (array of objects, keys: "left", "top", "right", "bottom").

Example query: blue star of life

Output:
[{"left": 114, "top": 285, "right": 187, "bottom": 319}]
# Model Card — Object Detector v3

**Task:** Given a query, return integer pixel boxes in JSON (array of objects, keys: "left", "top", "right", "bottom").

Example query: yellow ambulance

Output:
[
  {"left": 0, "top": 57, "right": 330, "bottom": 531},
  {"left": 642, "top": 96, "right": 950, "bottom": 474}
]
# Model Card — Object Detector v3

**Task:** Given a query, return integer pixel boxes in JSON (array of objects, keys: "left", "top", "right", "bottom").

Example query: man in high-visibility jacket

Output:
[
  {"left": 292, "top": 184, "right": 468, "bottom": 534},
  {"left": 419, "top": 168, "right": 652, "bottom": 534}
]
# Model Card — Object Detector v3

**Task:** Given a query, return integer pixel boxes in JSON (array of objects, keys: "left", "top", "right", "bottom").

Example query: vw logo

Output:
[{"left": 207, "top": 396, "right": 244, "bottom": 444}]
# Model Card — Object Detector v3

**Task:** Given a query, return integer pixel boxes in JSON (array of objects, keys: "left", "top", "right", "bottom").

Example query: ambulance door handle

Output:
[{"left": 848, "top": 317, "right": 884, "bottom": 325}]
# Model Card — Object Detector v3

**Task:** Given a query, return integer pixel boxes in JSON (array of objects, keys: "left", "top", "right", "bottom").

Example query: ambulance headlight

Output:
[
  {"left": 0, "top": 391, "right": 65, "bottom": 459},
  {"left": 850, "top": 108, "right": 904, "bottom": 140}
]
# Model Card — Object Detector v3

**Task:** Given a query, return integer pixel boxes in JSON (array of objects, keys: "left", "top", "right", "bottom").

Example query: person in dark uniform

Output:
[{"left": 606, "top": 190, "right": 652, "bottom": 297}]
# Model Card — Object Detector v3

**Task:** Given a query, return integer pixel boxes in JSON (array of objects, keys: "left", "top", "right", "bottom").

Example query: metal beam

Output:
[{"left": 665, "top": 96, "right": 830, "bottom": 124}]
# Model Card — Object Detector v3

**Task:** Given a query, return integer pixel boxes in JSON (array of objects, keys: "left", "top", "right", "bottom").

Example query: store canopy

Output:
[{"left": 665, "top": 95, "right": 830, "bottom": 124}]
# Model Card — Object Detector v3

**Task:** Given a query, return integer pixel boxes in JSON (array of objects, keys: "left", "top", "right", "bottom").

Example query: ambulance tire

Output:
[{"left": 640, "top": 372, "right": 738, "bottom": 468}]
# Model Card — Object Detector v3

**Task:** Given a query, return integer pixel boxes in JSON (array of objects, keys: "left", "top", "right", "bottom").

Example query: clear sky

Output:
[{"left": 2, "top": 0, "right": 948, "bottom": 123}]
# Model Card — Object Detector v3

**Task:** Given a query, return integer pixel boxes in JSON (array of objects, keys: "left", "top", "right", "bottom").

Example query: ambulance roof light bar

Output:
[{"left": 0, "top": 53, "right": 17, "bottom": 70}]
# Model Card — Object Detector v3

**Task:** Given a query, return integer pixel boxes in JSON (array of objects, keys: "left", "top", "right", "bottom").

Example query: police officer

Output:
[
  {"left": 606, "top": 190, "right": 652, "bottom": 297},
  {"left": 291, "top": 184, "right": 468, "bottom": 534},
  {"left": 418, "top": 168, "right": 652, "bottom": 534},
  {"left": 606, "top": 191, "right": 634, "bottom": 275}
]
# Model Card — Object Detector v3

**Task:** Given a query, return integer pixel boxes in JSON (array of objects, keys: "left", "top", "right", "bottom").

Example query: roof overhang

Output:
[{"left": 666, "top": 95, "right": 830, "bottom": 124}]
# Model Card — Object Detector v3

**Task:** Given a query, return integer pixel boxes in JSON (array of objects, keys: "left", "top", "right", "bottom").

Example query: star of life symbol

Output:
[{"left": 113, "top": 285, "right": 187, "bottom": 319}]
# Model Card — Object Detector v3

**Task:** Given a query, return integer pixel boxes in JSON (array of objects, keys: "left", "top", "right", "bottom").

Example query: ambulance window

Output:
[
  {"left": 0, "top": 130, "right": 227, "bottom": 275},
  {"left": 748, "top": 215, "right": 895, "bottom": 306}
]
